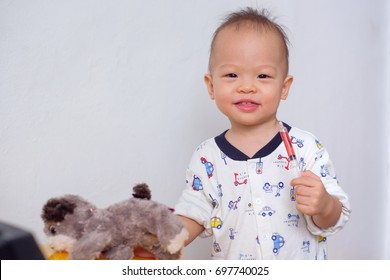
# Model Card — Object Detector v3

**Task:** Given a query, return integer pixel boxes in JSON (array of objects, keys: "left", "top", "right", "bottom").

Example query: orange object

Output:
[
  {"left": 47, "top": 247, "right": 154, "bottom": 260},
  {"left": 133, "top": 246, "right": 155, "bottom": 260},
  {"left": 48, "top": 251, "right": 69, "bottom": 260}
]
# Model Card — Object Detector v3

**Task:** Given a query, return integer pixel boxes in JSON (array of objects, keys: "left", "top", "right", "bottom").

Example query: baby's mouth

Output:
[
  {"left": 235, "top": 101, "right": 258, "bottom": 105},
  {"left": 234, "top": 100, "right": 259, "bottom": 112}
]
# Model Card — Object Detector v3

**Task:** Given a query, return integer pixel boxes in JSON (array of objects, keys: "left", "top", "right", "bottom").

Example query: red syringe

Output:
[
  {"left": 279, "top": 121, "right": 300, "bottom": 201},
  {"left": 279, "top": 121, "right": 301, "bottom": 178}
]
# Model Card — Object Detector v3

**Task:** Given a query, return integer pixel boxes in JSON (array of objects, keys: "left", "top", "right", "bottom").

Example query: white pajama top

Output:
[{"left": 175, "top": 123, "right": 351, "bottom": 260}]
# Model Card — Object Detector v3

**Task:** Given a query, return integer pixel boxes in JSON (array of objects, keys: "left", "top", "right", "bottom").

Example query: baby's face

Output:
[{"left": 205, "top": 25, "right": 292, "bottom": 129}]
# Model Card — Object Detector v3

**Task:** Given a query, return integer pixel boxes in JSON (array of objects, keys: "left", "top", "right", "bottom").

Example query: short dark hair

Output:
[{"left": 208, "top": 7, "right": 290, "bottom": 72}]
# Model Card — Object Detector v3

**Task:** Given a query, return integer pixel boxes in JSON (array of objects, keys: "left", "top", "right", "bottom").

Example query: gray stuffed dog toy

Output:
[{"left": 41, "top": 183, "right": 188, "bottom": 260}]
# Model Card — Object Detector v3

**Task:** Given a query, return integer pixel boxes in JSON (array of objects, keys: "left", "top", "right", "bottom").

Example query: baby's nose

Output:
[{"left": 237, "top": 80, "right": 256, "bottom": 93}]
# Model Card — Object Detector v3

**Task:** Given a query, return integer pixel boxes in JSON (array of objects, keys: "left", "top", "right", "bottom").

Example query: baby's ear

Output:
[
  {"left": 281, "top": 75, "right": 293, "bottom": 100},
  {"left": 204, "top": 73, "right": 215, "bottom": 100}
]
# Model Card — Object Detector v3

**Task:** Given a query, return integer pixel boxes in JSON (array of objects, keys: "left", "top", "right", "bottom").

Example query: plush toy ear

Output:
[
  {"left": 41, "top": 198, "right": 76, "bottom": 223},
  {"left": 132, "top": 183, "right": 151, "bottom": 200}
]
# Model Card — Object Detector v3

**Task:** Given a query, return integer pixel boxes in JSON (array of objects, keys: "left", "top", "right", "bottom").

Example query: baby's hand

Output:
[
  {"left": 290, "top": 171, "right": 341, "bottom": 228},
  {"left": 290, "top": 171, "right": 332, "bottom": 216}
]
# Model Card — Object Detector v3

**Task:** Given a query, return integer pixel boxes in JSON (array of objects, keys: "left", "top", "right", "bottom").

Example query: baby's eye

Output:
[
  {"left": 258, "top": 74, "right": 270, "bottom": 79},
  {"left": 226, "top": 73, "right": 237, "bottom": 78},
  {"left": 49, "top": 225, "right": 57, "bottom": 235}
]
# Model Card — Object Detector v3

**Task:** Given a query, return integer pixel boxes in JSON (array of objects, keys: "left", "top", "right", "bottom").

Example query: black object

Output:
[{"left": 0, "top": 222, "right": 44, "bottom": 260}]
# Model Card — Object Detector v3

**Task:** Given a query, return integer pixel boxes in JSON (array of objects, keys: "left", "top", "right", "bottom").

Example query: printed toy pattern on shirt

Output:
[{"left": 175, "top": 124, "right": 350, "bottom": 260}]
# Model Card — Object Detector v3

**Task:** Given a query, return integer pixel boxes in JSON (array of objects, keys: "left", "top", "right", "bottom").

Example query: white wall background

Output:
[{"left": 0, "top": 0, "right": 388, "bottom": 259}]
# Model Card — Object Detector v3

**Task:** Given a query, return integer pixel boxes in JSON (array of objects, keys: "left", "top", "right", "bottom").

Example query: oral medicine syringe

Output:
[{"left": 279, "top": 121, "right": 301, "bottom": 201}]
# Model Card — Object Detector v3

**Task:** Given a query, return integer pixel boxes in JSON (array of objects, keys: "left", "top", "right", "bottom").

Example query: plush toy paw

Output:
[{"left": 167, "top": 228, "right": 189, "bottom": 254}]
